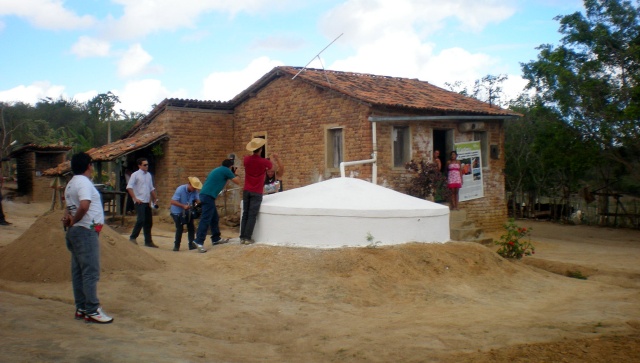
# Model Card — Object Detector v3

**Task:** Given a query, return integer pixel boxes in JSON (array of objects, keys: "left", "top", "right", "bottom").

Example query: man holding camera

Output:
[
  {"left": 193, "top": 159, "right": 240, "bottom": 253},
  {"left": 126, "top": 157, "right": 159, "bottom": 248},
  {"left": 169, "top": 176, "right": 202, "bottom": 252}
]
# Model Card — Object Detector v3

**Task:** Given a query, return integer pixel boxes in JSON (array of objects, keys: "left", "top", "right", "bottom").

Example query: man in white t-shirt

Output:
[{"left": 62, "top": 152, "right": 113, "bottom": 324}]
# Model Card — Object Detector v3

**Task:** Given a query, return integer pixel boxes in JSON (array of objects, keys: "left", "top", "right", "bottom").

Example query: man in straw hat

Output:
[
  {"left": 240, "top": 138, "right": 272, "bottom": 245},
  {"left": 169, "top": 176, "right": 202, "bottom": 251},
  {"left": 193, "top": 159, "right": 241, "bottom": 253}
]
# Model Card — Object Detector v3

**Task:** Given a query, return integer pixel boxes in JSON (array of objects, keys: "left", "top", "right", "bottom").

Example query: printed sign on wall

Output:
[{"left": 455, "top": 141, "right": 484, "bottom": 202}]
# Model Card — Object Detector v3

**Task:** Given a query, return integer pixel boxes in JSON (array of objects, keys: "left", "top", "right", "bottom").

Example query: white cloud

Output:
[
  {"left": 114, "top": 79, "right": 188, "bottom": 113},
  {"left": 117, "top": 43, "right": 154, "bottom": 77},
  {"left": 107, "top": 0, "right": 285, "bottom": 40},
  {"left": 202, "top": 56, "right": 284, "bottom": 101},
  {"left": 320, "top": 0, "right": 515, "bottom": 46},
  {"left": 0, "top": 0, "right": 94, "bottom": 30},
  {"left": 0, "top": 82, "right": 66, "bottom": 105},
  {"left": 71, "top": 36, "right": 111, "bottom": 58}
]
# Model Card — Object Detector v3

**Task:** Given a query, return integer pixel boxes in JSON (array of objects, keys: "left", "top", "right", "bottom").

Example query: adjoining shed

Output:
[{"left": 8, "top": 144, "right": 71, "bottom": 202}]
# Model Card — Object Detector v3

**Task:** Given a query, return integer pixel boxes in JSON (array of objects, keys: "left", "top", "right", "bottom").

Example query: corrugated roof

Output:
[
  {"left": 121, "top": 98, "right": 232, "bottom": 139},
  {"left": 42, "top": 131, "right": 168, "bottom": 176}
]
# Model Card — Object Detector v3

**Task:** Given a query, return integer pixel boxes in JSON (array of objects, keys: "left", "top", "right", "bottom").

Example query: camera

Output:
[{"left": 152, "top": 200, "right": 160, "bottom": 209}]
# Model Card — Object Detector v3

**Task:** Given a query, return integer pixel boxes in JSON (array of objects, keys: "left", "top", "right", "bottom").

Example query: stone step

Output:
[
  {"left": 450, "top": 219, "right": 475, "bottom": 229},
  {"left": 450, "top": 226, "right": 484, "bottom": 241}
]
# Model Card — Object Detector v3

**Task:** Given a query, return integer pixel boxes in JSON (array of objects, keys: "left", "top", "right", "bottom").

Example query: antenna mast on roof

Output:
[{"left": 292, "top": 33, "right": 343, "bottom": 83}]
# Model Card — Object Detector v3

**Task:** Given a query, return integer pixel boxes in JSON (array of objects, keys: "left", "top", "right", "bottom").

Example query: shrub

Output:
[
  {"left": 404, "top": 159, "right": 449, "bottom": 201},
  {"left": 495, "top": 219, "right": 535, "bottom": 259}
]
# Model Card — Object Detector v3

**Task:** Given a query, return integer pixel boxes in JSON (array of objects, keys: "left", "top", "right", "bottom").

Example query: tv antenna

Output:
[{"left": 292, "top": 33, "right": 344, "bottom": 83}]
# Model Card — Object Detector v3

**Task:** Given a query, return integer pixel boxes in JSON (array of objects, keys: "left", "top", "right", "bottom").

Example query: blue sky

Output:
[{"left": 0, "top": 0, "right": 584, "bottom": 114}]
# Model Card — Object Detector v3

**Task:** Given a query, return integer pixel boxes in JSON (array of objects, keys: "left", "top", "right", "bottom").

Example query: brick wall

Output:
[
  {"left": 233, "top": 77, "right": 373, "bottom": 190},
  {"left": 142, "top": 107, "right": 237, "bottom": 214}
]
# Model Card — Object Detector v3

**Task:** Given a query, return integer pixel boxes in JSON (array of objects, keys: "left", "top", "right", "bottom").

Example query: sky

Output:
[{"left": 0, "top": 0, "right": 584, "bottom": 115}]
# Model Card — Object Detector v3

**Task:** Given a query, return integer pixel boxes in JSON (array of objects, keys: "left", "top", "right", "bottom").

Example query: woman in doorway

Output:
[{"left": 446, "top": 150, "right": 463, "bottom": 210}]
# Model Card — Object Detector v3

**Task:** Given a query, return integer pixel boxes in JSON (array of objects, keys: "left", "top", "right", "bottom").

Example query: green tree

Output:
[
  {"left": 522, "top": 0, "right": 640, "bottom": 183},
  {"left": 86, "top": 92, "right": 121, "bottom": 145}
]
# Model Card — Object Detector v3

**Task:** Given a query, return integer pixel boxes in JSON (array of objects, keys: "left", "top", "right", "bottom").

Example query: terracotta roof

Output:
[
  {"left": 233, "top": 66, "right": 519, "bottom": 116},
  {"left": 9, "top": 144, "right": 72, "bottom": 157},
  {"left": 42, "top": 131, "right": 169, "bottom": 176}
]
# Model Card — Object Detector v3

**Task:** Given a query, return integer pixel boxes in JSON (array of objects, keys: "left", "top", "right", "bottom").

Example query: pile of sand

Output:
[{"left": 0, "top": 211, "right": 161, "bottom": 283}]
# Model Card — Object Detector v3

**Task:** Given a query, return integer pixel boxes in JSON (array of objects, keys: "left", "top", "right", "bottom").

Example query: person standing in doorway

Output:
[
  {"left": 62, "top": 152, "right": 113, "bottom": 324},
  {"left": 240, "top": 138, "right": 272, "bottom": 245},
  {"left": 447, "top": 150, "right": 463, "bottom": 210},
  {"left": 194, "top": 159, "right": 241, "bottom": 253},
  {"left": 126, "top": 157, "right": 159, "bottom": 248},
  {"left": 170, "top": 176, "right": 202, "bottom": 252},
  {"left": 264, "top": 153, "right": 284, "bottom": 194}
]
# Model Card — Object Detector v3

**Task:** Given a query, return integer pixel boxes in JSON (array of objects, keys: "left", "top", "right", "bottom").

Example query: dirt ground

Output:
[{"left": 0, "top": 200, "right": 639, "bottom": 363}]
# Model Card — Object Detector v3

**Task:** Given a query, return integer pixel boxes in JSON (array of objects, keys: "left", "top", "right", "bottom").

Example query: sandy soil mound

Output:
[{"left": 0, "top": 211, "right": 161, "bottom": 283}]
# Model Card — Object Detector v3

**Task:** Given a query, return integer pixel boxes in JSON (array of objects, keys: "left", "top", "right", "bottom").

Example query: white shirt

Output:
[
  {"left": 64, "top": 175, "right": 104, "bottom": 229},
  {"left": 127, "top": 169, "right": 155, "bottom": 203}
]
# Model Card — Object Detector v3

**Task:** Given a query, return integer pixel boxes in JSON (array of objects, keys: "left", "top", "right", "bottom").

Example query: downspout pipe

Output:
[{"left": 340, "top": 121, "right": 378, "bottom": 184}]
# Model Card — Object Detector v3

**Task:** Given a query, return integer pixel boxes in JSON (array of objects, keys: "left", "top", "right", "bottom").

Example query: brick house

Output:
[{"left": 45, "top": 66, "right": 520, "bottom": 231}]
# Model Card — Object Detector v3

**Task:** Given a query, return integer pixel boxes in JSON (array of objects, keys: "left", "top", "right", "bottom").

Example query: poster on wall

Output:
[{"left": 455, "top": 141, "right": 484, "bottom": 202}]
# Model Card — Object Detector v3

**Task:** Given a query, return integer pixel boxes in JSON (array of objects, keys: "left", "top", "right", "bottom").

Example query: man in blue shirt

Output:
[
  {"left": 193, "top": 159, "right": 241, "bottom": 253},
  {"left": 169, "top": 177, "right": 202, "bottom": 252}
]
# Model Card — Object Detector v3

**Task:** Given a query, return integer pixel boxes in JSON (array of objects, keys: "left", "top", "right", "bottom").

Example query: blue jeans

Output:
[
  {"left": 65, "top": 226, "right": 101, "bottom": 314},
  {"left": 194, "top": 194, "right": 221, "bottom": 245},
  {"left": 171, "top": 213, "right": 195, "bottom": 247},
  {"left": 130, "top": 202, "right": 153, "bottom": 244},
  {"left": 240, "top": 190, "right": 263, "bottom": 240}
]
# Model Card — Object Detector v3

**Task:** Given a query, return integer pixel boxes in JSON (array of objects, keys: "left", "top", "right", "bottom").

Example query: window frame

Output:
[{"left": 392, "top": 125, "right": 411, "bottom": 168}]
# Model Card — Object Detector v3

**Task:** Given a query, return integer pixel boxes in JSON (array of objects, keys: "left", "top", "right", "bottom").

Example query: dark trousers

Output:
[
  {"left": 194, "top": 194, "right": 221, "bottom": 245},
  {"left": 0, "top": 189, "right": 6, "bottom": 222},
  {"left": 171, "top": 214, "right": 195, "bottom": 247},
  {"left": 240, "top": 190, "right": 263, "bottom": 240},
  {"left": 130, "top": 202, "right": 153, "bottom": 244}
]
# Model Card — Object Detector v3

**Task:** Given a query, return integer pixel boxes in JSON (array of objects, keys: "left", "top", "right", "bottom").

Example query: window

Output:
[
  {"left": 393, "top": 126, "right": 410, "bottom": 168},
  {"left": 327, "top": 128, "right": 343, "bottom": 168},
  {"left": 473, "top": 131, "right": 488, "bottom": 168}
]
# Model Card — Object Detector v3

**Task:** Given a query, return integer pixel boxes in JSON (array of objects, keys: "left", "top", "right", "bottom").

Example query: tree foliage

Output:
[
  {"left": 0, "top": 93, "right": 139, "bottom": 158},
  {"left": 521, "top": 0, "right": 640, "bottom": 183}
]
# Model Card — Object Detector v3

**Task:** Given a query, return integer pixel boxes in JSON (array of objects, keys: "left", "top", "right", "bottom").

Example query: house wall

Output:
[
  {"left": 376, "top": 118, "right": 507, "bottom": 231},
  {"left": 232, "top": 76, "right": 373, "bottom": 189},
  {"left": 137, "top": 107, "right": 236, "bottom": 215}
]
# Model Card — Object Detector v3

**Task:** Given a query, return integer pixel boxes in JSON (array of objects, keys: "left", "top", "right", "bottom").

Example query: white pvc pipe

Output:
[{"left": 340, "top": 122, "right": 377, "bottom": 184}]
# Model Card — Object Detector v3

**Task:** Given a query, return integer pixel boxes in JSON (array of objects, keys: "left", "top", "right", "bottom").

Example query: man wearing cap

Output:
[
  {"left": 193, "top": 159, "right": 241, "bottom": 253},
  {"left": 169, "top": 177, "right": 202, "bottom": 252},
  {"left": 240, "top": 138, "right": 272, "bottom": 245}
]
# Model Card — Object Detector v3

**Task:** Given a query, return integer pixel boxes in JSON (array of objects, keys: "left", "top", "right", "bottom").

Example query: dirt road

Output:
[{"left": 0, "top": 201, "right": 638, "bottom": 362}]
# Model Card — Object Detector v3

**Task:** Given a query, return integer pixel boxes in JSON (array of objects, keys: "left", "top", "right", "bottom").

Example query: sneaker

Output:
[
  {"left": 241, "top": 239, "right": 255, "bottom": 245},
  {"left": 188, "top": 242, "right": 197, "bottom": 250},
  {"left": 196, "top": 244, "right": 207, "bottom": 253},
  {"left": 144, "top": 242, "right": 159, "bottom": 248},
  {"left": 172, "top": 246, "right": 179, "bottom": 251},
  {"left": 84, "top": 307, "right": 114, "bottom": 324},
  {"left": 212, "top": 238, "right": 229, "bottom": 246},
  {"left": 129, "top": 238, "right": 138, "bottom": 245},
  {"left": 0, "top": 220, "right": 11, "bottom": 226},
  {"left": 75, "top": 308, "right": 86, "bottom": 320}
]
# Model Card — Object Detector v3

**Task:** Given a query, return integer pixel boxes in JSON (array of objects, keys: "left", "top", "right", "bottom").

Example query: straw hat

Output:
[
  {"left": 246, "top": 137, "right": 266, "bottom": 152},
  {"left": 188, "top": 176, "right": 203, "bottom": 189}
]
